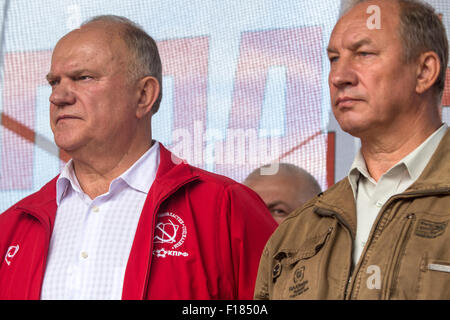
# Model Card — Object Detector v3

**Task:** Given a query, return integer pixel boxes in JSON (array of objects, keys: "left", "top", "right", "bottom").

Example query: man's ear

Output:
[
  {"left": 136, "top": 76, "right": 160, "bottom": 119},
  {"left": 416, "top": 51, "right": 440, "bottom": 95}
]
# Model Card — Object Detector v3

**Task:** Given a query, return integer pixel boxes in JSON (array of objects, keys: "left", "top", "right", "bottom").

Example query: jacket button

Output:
[{"left": 272, "top": 262, "right": 282, "bottom": 279}]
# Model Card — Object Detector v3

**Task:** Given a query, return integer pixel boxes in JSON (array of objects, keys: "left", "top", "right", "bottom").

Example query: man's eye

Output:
[
  {"left": 358, "top": 51, "right": 373, "bottom": 56},
  {"left": 271, "top": 209, "right": 287, "bottom": 216},
  {"left": 47, "top": 78, "right": 59, "bottom": 86},
  {"left": 328, "top": 56, "right": 339, "bottom": 63},
  {"left": 76, "top": 75, "right": 93, "bottom": 81}
]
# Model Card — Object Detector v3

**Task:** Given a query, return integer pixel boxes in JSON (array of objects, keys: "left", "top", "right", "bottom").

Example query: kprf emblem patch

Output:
[{"left": 153, "top": 212, "right": 189, "bottom": 258}]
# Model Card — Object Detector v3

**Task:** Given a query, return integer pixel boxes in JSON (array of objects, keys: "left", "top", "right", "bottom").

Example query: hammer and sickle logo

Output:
[{"left": 154, "top": 219, "right": 179, "bottom": 244}]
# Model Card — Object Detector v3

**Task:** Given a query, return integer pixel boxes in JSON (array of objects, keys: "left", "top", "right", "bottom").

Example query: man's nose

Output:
[
  {"left": 49, "top": 81, "right": 76, "bottom": 107},
  {"left": 329, "top": 57, "right": 358, "bottom": 89}
]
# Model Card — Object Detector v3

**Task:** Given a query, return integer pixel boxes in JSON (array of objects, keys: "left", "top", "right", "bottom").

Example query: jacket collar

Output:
[
  {"left": 406, "top": 128, "right": 450, "bottom": 192},
  {"left": 13, "top": 143, "right": 200, "bottom": 232},
  {"left": 314, "top": 128, "right": 450, "bottom": 239},
  {"left": 14, "top": 177, "right": 59, "bottom": 234},
  {"left": 314, "top": 179, "right": 357, "bottom": 239},
  {"left": 150, "top": 143, "right": 200, "bottom": 198}
]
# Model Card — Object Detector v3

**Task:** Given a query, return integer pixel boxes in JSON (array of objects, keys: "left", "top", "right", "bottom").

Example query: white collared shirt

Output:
[
  {"left": 41, "top": 142, "right": 160, "bottom": 300},
  {"left": 348, "top": 124, "right": 447, "bottom": 265}
]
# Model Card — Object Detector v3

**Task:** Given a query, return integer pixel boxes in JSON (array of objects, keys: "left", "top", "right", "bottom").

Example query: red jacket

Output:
[{"left": 0, "top": 144, "right": 276, "bottom": 299}]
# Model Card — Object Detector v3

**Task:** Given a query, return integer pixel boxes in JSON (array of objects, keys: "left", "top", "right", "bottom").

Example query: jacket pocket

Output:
[
  {"left": 411, "top": 212, "right": 450, "bottom": 299},
  {"left": 416, "top": 255, "right": 450, "bottom": 300},
  {"left": 271, "top": 225, "right": 334, "bottom": 299}
]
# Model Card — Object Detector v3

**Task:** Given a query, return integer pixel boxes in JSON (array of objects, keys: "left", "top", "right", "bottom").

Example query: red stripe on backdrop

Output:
[
  {"left": 442, "top": 69, "right": 450, "bottom": 107},
  {"left": 1, "top": 113, "right": 35, "bottom": 143},
  {"left": 276, "top": 130, "right": 322, "bottom": 162},
  {"left": 326, "top": 132, "right": 335, "bottom": 188},
  {"left": 1, "top": 112, "right": 70, "bottom": 163}
]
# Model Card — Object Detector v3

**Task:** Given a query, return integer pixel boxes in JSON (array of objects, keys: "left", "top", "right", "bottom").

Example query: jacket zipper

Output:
[
  {"left": 140, "top": 175, "right": 200, "bottom": 299},
  {"left": 381, "top": 213, "right": 416, "bottom": 299},
  {"left": 314, "top": 207, "right": 354, "bottom": 300},
  {"left": 345, "top": 186, "right": 450, "bottom": 299},
  {"left": 343, "top": 240, "right": 353, "bottom": 300},
  {"left": 318, "top": 188, "right": 448, "bottom": 299}
]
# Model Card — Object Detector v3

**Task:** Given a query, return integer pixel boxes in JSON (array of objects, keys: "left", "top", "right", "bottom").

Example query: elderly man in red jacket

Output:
[{"left": 0, "top": 15, "right": 276, "bottom": 300}]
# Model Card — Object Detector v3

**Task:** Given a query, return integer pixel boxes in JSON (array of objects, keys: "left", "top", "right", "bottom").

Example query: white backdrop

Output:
[{"left": 0, "top": 0, "right": 448, "bottom": 212}]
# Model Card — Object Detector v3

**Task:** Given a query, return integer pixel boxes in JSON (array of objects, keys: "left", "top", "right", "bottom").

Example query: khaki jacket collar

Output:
[
  {"left": 406, "top": 128, "right": 450, "bottom": 192},
  {"left": 314, "top": 128, "right": 450, "bottom": 240}
]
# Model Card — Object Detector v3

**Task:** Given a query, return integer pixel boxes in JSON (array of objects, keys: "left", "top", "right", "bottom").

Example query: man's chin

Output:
[
  {"left": 334, "top": 111, "right": 372, "bottom": 135},
  {"left": 54, "top": 139, "right": 80, "bottom": 155},
  {"left": 337, "top": 121, "right": 368, "bottom": 138}
]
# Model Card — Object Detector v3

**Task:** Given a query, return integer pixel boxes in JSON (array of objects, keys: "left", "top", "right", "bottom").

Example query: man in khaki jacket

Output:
[{"left": 254, "top": 0, "right": 449, "bottom": 300}]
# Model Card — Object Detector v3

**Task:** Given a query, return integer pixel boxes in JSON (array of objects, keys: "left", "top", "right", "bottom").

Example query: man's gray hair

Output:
[
  {"left": 82, "top": 15, "right": 163, "bottom": 114},
  {"left": 342, "top": 0, "right": 449, "bottom": 100}
]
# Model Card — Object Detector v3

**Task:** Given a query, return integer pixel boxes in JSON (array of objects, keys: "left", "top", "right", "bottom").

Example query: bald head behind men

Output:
[{"left": 244, "top": 163, "right": 321, "bottom": 224}]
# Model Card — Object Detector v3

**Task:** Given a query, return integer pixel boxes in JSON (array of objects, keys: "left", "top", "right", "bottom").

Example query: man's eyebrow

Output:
[
  {"left": 349, "top": 38, "right": 373, "bottom": 50},
  {"left": 45, "top": 69, "right": 95, "bottom": 82},
  {"left": 46, "top": 73, "right": 56, "bottom": 82},
  {"left": 267, "top": 201, "right": 289, "bottom": 209},
  {"left": 327, "top": 46, "right": 338, "bottom": 54},
  {"left": 327, "top": 37, "right": 373, "bottom": 54}
]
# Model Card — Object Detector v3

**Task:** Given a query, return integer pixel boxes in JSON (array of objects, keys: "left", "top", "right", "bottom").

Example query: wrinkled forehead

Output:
[
  {"left": 329, "top": 0, "right": 401, "bottom": 46},
  {"left": 342, "top": 0, "right": 399, "bottom": 28},
  {"left": 51, "top": 24, "right": 129, "bottom": 68},
  {"left": 56, "top": 23, "right": 127, "bottom": 55}
]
